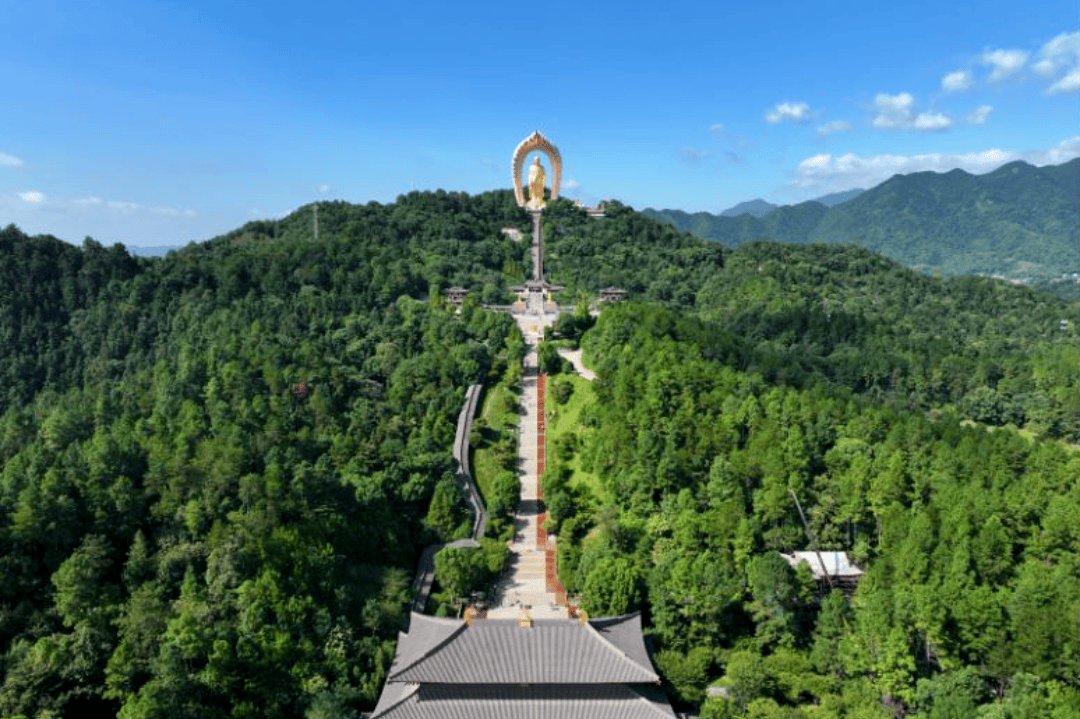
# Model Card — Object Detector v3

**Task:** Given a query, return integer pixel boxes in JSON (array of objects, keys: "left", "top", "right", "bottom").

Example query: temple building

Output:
[
  {"left": 599, "top": 286, "right": 627, "bottom": 303},
  {"left": 371, "top": 611, "right": 676, "bottom": 718},
  {"left": 444, "top": 286, "right": 469, "bottom": 305}
]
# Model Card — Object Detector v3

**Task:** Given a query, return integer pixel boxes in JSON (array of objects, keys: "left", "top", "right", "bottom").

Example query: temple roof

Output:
[
  {"left": 386, "top": 612, "right": 659, "bottom": 685},
  {"left": 372, "top": 683, "right": 676, "bottom": 719},
  {"left": 511, "top": 279, "right": 565, "bottom": 292}
]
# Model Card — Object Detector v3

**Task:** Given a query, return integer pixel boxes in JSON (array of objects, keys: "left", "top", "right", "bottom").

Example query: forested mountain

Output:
[
  {"left": 552, "top": 303, "right": 1079, "bottom": 717},
  {"left": 0, "top": 194, "right": 532, "bottom": 718},
  {"left": 721, "top": 199, "right": 779, "bottom": 217},
  {"left": 708, "top": 188, "right": 864, "bottom": 221},
  {"left": 811, "top": 187, "right": 865, "bottom": 207},
  {"left": 1, "top": 190, "right": 1078, "bottom": 718},
  {"left": 644, "top": 158, "right": 1080, "bottom": 282}
]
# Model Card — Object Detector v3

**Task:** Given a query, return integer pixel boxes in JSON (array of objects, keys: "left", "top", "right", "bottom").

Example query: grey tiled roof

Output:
[
  {"left": 391, "top": 615, "right": 464, "bottom": 675},
  {"left": 388, "top": 612, "right": 659, "bottom": 685},
  {"left": 372, "top": 683, "right": 676, "bottom": 719},
  {"left": 590, "top": 613, "right": 656, "bottom": 675}
]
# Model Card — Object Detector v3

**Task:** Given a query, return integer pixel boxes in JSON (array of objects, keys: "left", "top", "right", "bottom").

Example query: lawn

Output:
[
  {"left": 470, "top": 376, "right": 521, "bottom": 507},
  {"left": 544, "top": 373, "right": 605, "bottom": 500}
]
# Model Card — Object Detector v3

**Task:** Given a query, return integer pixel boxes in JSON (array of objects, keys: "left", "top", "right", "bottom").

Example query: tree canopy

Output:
[{"left": 1, "top": 187, "right": 1077, "bottom": 718}]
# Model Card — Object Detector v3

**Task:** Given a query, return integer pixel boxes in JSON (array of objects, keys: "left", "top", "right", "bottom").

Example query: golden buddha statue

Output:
[{"left": 527, "top": 156, "right": 546, "bottom": 208}]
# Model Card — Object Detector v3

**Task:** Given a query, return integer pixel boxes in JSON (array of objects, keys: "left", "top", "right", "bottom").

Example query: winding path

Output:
[
  {"left": 454, "top": 384, "right": 486, "bottom": 539},
  {"left": 410, "top": 383, "right": 485, "bottom": 613},
  {"left": 557, "top": 347, "right": 595, "bottom": 381}
]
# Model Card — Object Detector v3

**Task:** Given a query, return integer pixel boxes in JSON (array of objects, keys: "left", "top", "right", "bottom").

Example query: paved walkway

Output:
[
  {"left": 488, "top": 312, "right": 565, "bottom": 619},
  {"left": 410, "top": 384, "right": 485, "bottom": 613},
  {"left": 454, "top": 384, "right": 486, "bottom": 538},
  {"left": 411, "top": 538, "right": 479, "bottom": 613},
  {"left": 556, "top": 347, "right": 595, "bottom": 381}
]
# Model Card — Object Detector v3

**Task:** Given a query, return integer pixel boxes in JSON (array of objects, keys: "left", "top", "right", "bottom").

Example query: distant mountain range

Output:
[
  {"left": 719, "top": 188, "right": 866, "bottom": 217},
  {"left": 644, "top": 158, "right": 1080, "bottom": 282},
  {"left": 719, "top": 198, "right": 777, "bottom": 217},
  {"left": 808, "top": 187, "right": 867, "bottom": 208}
]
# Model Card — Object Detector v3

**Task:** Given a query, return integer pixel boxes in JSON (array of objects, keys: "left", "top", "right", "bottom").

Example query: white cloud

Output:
[
  {"left": 981, "top": 48, "right": 1029, "bottom": 81},
  {"left": 146, "top": 204, "right": 196, "bottom": 217},
  {"left": 18, "top": 190, "right": 44, "bottom": 202},
  {"left": 74, "top": 196, "right": 103, "bottom": 206},
  {"left": 1033, "top": 31, "right": 1080, "bottom": 75},
  {"left": 871, "top": 92, "right": 952, "bottom": 132},
  {"left": 941, "top": 70, "right": 973, "bottom": 92},
  {"left": 966, "top": 105, "right": 993, "bottom": 124},
  {"left": 1, "top": 152, "right": 24, "bottom": 167},
  {"left": 912, "top": 112, "right": 952, "bottom": 131},
  {"left": 1047, "top": 66, "right": 1080, "bottom": 94},
  {"left": 108, "top": 200, "right": 139, "bottom": 211},
  {"left": 563, "top": 178, "right": 581, "bottom": 192},
  {"left": 709, "top": 122, "right": 726, "bottom": 135},
  {"left": 1038, "top": 134, "right": 1080, "bottom": 164},
  {"left": 874, "top": 92, "right": 914, "bottom": 112},
  {"left": 317, "top": 183, "right": 333, "bottom": 194},
  {"left": 817, "top": 120, "right": 851, "bottom": 136},
  {"left": 793, "top": 135, "right": 1080, "bottom": 194},
  {"left": 871, "top": 92, "right": 914, "bottom": 128},
  {"left": 765, "top": 101, "right": 812, "bottom": 124}
]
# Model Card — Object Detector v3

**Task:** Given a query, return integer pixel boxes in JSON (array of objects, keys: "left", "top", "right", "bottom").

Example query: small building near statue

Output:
[
  {"left": 444, "top": 286, "right": 469, "bottom": 305},
  {"left": 599, "top": 286, "right": 627, "bottom": 303},
  {"left": 371, "top": 611, "right": 676, "bottom": 718}
]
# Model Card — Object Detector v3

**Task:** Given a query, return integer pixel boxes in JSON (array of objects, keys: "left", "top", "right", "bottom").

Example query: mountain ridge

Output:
[{"left": 643, "top": 157, "right": 1080, "bottom": 282}]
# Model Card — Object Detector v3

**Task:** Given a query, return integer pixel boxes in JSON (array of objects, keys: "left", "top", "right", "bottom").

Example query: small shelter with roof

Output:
[
  {"left": 444, "top": 286, "right": 469, "bottom": 305},
  {"left": 371, "top": 611, "right": 676, "bottom": 718},
  {"left": 599, "top": 286, "right": 627, "bottom": 303},
  {"left": 781, "top": 551, "right": 864, "bottom": 596}
]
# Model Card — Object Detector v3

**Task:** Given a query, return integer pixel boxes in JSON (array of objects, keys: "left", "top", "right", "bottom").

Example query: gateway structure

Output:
[{"left": 371, "top": 611, "right": 676, "bottom": 718}]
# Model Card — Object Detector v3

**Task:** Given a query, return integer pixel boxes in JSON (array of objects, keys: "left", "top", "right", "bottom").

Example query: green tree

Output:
[
  {"left": 748, "top": 552, "right": 801, "bottom": 650},
  {"left": 433, "top": 546, "right": 483, "bottom": 604}
]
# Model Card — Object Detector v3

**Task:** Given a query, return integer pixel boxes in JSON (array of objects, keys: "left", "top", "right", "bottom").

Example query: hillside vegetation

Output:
[
  {"left": 645, "top": 158, "right": 1080, "bottom": 282},
  {"left": 1, "top": 189, "right": 1077, "bottom": 718},
  {"left": 0, "top": 194, "right": 529, "bottom": 718},
  {"left": 549, "top": 303, "right": 1079, "bottom": 717}
]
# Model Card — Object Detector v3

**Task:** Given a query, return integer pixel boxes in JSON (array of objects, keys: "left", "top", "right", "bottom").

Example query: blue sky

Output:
[{"left": 1, "top": 0, "right": 1077, "bottom": 247}]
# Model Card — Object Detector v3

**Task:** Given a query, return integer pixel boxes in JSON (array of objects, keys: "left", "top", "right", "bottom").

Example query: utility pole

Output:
[{"left": 789, "top": 490, "right": 834, "bottom": 590}]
